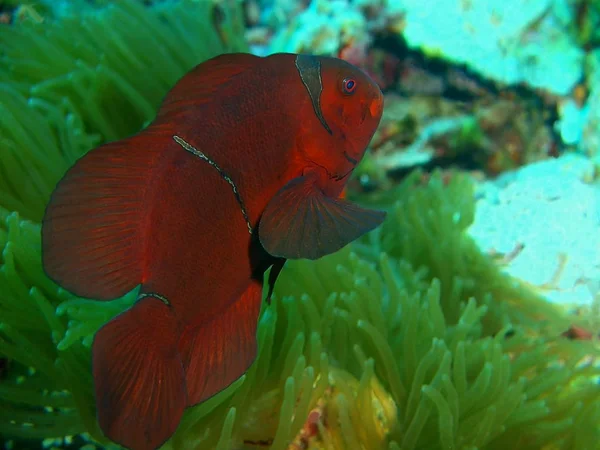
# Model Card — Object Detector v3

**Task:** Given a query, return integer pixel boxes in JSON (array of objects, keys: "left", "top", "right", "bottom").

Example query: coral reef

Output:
[
  {"left": 351, "top": 84, "right": 559, "bottom": 194},
  {"left": 246, "top": 0, "right": 596, "bottom": 164},
  {"left": 469, "top": 153, "right": 600, "bottom": 308},
  {"left": 2, "top": 1, "right": 600, "bottom": 450},
  {"left": 571, "top": 0, "right": 600, "bottom": 50},
  {"left": 580, "top": 49, "right": 600, "bottom": 157},
  {"left": 249, "top": 0, "right": 584, "bottom": 96},
  {"left": 267, "top": 0, "right": 370, "bottom": 55},
  {"left": 264, "top": 7, "right": 569, "bottom": 180},
  {"left": 395, "top": 0, "right": 584, "bottom": 97}
]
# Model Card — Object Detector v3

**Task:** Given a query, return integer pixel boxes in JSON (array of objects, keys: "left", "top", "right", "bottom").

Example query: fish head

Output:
[{"left": 293, "top": 54, "right": 384, "bottom": 190}]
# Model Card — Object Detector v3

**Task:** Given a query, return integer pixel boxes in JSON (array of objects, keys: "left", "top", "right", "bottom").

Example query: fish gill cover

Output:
[{"left": 0, "top": 1, "right": 599, "bottom": 450}]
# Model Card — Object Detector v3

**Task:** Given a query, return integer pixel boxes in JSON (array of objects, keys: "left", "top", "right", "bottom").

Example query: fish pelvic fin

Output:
[
  {"left": 179, "top": 280, "right": 263, "bottom": 406},
  {"left": 92, "top": 296, "right": 186, "bottom": 450},
  {"left": 42, "top": 133, "right": 161, "bottom": 300},
  {"left": 265, "top": 258, "right": 286, "bottom": 305}
]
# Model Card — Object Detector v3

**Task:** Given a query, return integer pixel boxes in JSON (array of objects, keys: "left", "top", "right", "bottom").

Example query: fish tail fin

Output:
[
  {"left": 180, "top": 280, "right": 263, "bottom": 406},
  {"left": 92, "top": 296, "right": 186, "bottom": 450},
  {"left": 42, "top": 133, "right": 161, "bottom": 300}
]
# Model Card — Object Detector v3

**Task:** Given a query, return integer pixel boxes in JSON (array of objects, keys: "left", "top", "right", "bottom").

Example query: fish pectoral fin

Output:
[
  {"left": 42, "top": 133, "right": 160, "bottom": 301},
  {"left": 258, "top": 175, "right": 386, "bottom": 260},
  {"left": 180, "top": 280, "right": 263, "bottom": 406},
  {"left": 92, "top": 296, "right": 186, "bottom": 450}
]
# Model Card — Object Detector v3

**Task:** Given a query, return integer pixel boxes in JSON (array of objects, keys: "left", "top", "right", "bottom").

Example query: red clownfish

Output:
[{"left": 41, "top": 52, "right": 385, "bottom": 450}]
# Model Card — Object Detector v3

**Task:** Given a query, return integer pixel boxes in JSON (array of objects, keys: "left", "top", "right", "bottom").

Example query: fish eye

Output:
[{"left": 341, "top": 77, "right": 357, "bottom": 95}]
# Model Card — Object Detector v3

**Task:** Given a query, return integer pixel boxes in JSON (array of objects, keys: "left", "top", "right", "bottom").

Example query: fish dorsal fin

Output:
[
  {"left": 158, "top": 52, "right": 260, "bottom": 118},
  {"left": 42, "top": 132, "right": 162, "bottom": 300},
  {"left": 258, "top": 174, "right": 387, "bottom": 260}
]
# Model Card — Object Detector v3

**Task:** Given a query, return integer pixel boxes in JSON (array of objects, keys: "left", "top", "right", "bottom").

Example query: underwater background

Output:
[{"left": 1, "top": 0, "right": 600, "bottom": 449}]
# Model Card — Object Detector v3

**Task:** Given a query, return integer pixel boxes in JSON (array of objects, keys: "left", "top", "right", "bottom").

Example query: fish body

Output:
[{"left": 41, "top": 53, "right": 384, "bottom": 450}]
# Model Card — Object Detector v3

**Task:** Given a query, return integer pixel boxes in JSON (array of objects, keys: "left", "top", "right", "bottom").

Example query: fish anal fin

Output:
[
  {"left": 180, "top": 280, "right": 263, "bottom": 406},
  {"left": 42, "top": 135, "right": 159, "bottom": 300},
  {"left": 92, "top": 296, "right": 186, "bottom": 450},
  {"left": 258, "top": 175, "right": 386, "bottom": 260}
]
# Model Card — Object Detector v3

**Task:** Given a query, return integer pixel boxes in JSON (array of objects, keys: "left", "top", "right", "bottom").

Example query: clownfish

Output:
[{"left": 41, "top": 52, "right": 385, "bottom": 450}]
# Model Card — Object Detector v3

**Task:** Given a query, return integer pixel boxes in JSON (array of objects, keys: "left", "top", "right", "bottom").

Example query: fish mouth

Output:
[{"left": 369, "top": 93, "right": 384, "bottom": 118}]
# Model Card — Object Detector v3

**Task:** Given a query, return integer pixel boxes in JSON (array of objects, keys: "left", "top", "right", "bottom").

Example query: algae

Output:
[{"left": 1, "top": 1, "right": 600, "bottom": 449}]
